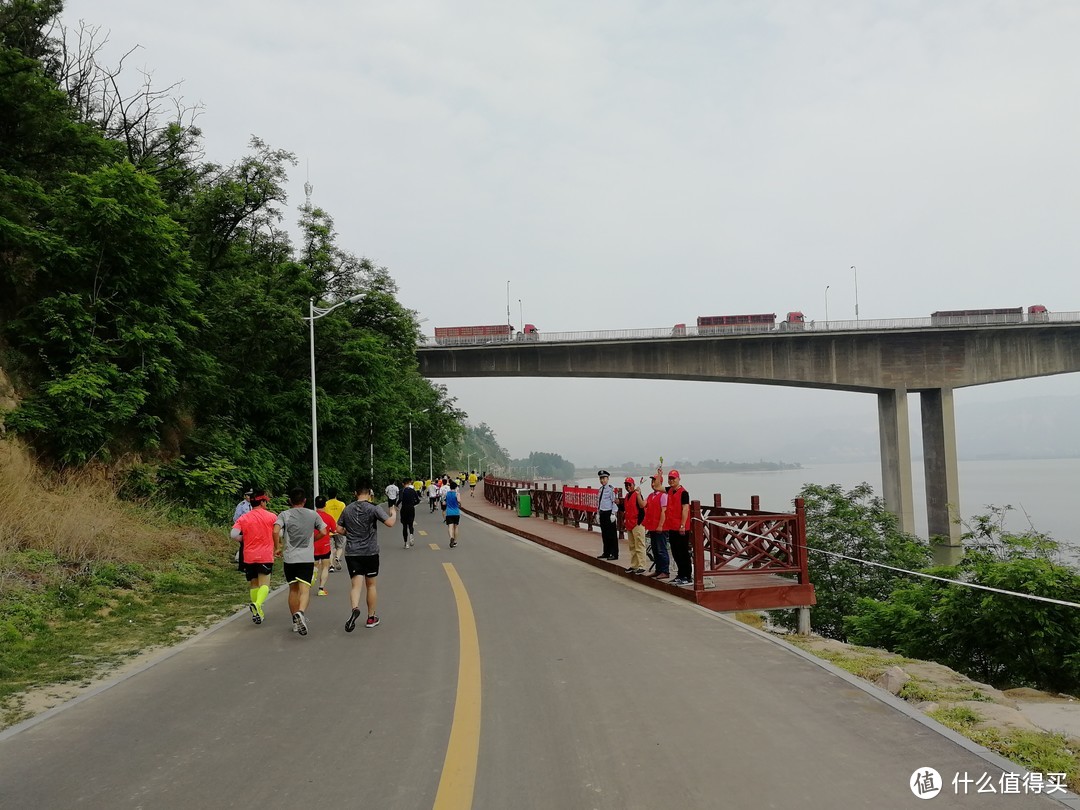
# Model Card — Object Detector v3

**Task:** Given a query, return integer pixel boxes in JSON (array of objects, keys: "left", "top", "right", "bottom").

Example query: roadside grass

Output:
[
  {"left": 0, "top": 440, "right": 243, "bottom": 728},
  {"left": 786, "top": 633, "right": 1080, "bottom": 791},
  {"left": 929, "top": 705, "right": 1080, "bottom": 790}
]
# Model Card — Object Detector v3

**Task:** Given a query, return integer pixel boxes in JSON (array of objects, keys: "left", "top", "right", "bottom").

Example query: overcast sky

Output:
[{"left": 67, "top": 0, "right": 1080, "bottom": 465}]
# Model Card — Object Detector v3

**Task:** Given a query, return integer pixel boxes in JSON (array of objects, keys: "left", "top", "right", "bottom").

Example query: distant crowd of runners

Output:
[{"left": 229, "top": 472, "right": 480, "bottom": 636}]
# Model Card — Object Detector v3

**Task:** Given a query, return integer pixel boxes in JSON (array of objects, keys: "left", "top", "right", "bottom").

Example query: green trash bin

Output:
[{"left": 517, "top": 489, "right": 532, "bottom": 518}]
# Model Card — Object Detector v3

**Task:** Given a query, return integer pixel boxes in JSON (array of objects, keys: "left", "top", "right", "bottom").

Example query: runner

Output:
[
  {"left": 427, "top": 480, "right": 439, "bottom": 513},
  {"left": 445, "top": 479, "right": 462, "bottom": 548},
  {"left": 338, "top": 480, "right": 396, "bottom": 631},
  {"left": 272, "top": 488, "right": 327, "bottom": 635},
  {"left": 323, "top": 488, "right": 347, "bottom": 571},
  {"left": 467, "top": 469, "right": 478, "bottom": 497},
  {"left": 313, "top": 495, "right": 336, "bottom": 596},
  {"left": 399, "top": 479, "right": 420, "bottom": 548},
  {"left": 385, "top": 480, "right": 399, "bottom": 509},
  {"left": 230, "top": 489, "right": 277, "bottom": 624}
]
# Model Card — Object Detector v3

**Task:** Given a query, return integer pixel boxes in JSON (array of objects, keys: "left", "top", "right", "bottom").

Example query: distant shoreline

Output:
[{"left": 574, "top": 461, "right": 803, "bottom": 477}]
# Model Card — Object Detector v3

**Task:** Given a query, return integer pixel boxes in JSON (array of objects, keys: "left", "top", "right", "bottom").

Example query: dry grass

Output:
[
  {"left": 0, "top": 439, "right": 242, "bottom": 726},
  {"left": 0, "top": 440, "right": 199, "bottom": 565}
]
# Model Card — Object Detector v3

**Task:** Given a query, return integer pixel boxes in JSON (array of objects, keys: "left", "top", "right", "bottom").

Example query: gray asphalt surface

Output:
[{"left": 0, "top": 508, "right": 1070, "bottom": 809}]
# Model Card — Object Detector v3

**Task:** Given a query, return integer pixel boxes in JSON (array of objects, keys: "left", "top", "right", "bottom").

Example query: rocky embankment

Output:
[{"left": 790, "top": 635, "right": 1080, "bottom": 786}]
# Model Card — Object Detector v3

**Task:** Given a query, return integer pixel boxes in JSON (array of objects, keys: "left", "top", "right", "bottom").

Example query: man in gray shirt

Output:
[
  {"left": 273, "top": 487, "right": 328, "bottom": 636},
  {"left": 338, "top": 479, "right": 396, "bottom": 631}
]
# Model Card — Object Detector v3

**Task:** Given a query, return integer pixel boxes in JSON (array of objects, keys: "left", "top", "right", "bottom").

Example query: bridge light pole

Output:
[
  {"left": 308, "top": 292, "right": 366, "bottom": 499},
  {"left": 408, "top": 408, "right": 429, "bottom": 480},
  {"left": 824, "top": 285, "right": 830, "bottom": 328},
  {"left": 852, "top": 265, "right": 859, "bottom": 322}
]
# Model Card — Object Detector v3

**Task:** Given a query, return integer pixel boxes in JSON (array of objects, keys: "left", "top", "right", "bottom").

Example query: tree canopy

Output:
[{"left": 0, "top": 1, "right": 464, "bottom": 516}]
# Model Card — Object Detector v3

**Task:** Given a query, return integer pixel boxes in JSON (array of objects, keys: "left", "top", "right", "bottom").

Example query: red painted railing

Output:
[
  {"left": 484, "top": 477, "right": 624, "bottom": 537},
  {"left": 486, "top": 477, "right": 810, "bottom": 592}
]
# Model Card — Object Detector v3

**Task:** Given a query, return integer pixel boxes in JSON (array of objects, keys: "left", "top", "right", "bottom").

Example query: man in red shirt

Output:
[
  {"left": 313, "top": 495, "right": 337, "bottom": 596},
  {"left": 642, "top": 473, "right": 670, "bottom": 580},
  {"left": 665, "top": 470, "right": 692, "bottom": 586},
  {"left": 230, "top": 489, "right": 277, "bottom": 624},
  {"left": 621, "top": 477, "right": 647, "bottom": 575}
]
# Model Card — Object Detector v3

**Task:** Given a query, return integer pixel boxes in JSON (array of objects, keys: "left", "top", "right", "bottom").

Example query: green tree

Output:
[
  {"left": 770, "top": 482, "right": 932, "bottom": 640},
  {"left": 845, "top": 508, "right": 1080, "bottom": 691}
]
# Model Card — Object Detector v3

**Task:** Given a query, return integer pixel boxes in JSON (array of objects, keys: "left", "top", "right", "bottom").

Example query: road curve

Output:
[{"left": 0, "top": 508, "right": 1068, "bottom": 809}]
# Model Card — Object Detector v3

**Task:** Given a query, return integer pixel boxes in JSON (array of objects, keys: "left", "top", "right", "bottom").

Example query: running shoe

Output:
[
  {"left": 249, "top": 602, "right": 261, "bottom": 624},
  {"left": 295, "top": 611, "right": 308, "bottom": 636},
  {"left": 449, "top": 539, "right": 457, "bottom": 548},
  {"left": 255, "top": 602, "right": 265, "bottom": 622},
  {"left": 345, "top": 607, "right": 362, "bottom": 633},
  {"left": 365, "top": 615, "right": 380, "bottom": 629},
  {"left": 292, "top": 614, "right": 298, "bottom": 632},
  {"left": 409, "top": 537, "right": 414, "bottom": 548},
  {"left": 318, "top": 588, "right": 328, "bottom": 596}
]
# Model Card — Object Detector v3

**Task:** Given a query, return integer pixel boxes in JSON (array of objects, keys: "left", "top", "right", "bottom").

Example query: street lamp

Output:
[
  {"left": 308, "top": 293, "right": 365, "bottom": 499},
  {"left": 467, "top": 453, "right": 474, "bottom": 473},
  {"left": 824, "top": 285, "right": 830, "bottom": 328},
  {"left": 852, "top": 265, "right": 859, "bottom": 321},
  {"left": 409, "top": 408, "right": 429, "bottom": 480}
]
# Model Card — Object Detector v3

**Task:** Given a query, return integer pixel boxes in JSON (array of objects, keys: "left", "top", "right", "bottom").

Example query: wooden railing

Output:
[
  {"left": 483, "top": 476, "right": 623, "bottom": 537},
  {"left": 486, "top": 477, "right": 809, "bottom": 590}
]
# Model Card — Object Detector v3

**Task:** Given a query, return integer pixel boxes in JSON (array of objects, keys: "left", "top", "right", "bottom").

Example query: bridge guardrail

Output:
[{"left": 422, "top": 311, "right": 1080, "bottom": 347}]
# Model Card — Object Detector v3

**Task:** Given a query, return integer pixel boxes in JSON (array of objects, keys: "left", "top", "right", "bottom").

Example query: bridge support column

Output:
[
  {"left": 921, "top": 387, "right": 963, "bottom": 565},
  {"left": 877, "top": 388, "right": 915, "bottom": 535}
]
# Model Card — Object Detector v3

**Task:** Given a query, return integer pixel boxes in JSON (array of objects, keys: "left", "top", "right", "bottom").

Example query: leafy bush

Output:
[
  {"left": 771, "top": 482, "right": 932, "bottom": 639},
  {"left": 846, "top": 509, "right": 1080, "bottom": 692}
]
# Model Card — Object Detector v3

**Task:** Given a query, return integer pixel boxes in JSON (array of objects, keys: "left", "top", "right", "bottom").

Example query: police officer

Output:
[{"left": 596, "top": 470, "right": 619, "bottom": 560}]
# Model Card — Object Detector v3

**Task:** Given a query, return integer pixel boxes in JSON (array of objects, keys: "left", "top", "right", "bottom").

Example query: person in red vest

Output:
[
  {"left": 665, "top": 470, "right": 692, "bottom": 586},
  {"left": 621, "top": 477, "right": 647, "bottom": 575},
  {"left": 642, "top": 473, "right": 670, "bottom": 580}
]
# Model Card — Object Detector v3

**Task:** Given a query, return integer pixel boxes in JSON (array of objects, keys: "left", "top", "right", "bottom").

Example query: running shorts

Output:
[
  {"left": 242, "top": 562, "right": 273, "bottom": 579},
  {"left": 283, "top": 562, "right": 315, "bottom": 584},
  {"left": 445, "top": 515, "right": 460, "bottom": 525},
  {"left": 345, "top": 554, "right": 380, "bottom": 579}
]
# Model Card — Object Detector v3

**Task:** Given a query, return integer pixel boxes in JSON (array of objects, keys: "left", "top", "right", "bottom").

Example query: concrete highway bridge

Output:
[{"left": 418, "top": 313, "right": 1080, "bottom": 558}]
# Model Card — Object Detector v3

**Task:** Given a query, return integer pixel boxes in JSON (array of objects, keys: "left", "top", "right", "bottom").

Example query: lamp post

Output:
[
  {"left": 824, "top": 285, "right": 830, "bottom": 328},
  {"left": 429, "top": 447, "right": 433, "bottom": 482},
  {"left": 308, "top": 293, "right": 365, "bottom": 499},
  {"left": 852, "top": 265, "right": 859, "bottom": 321},
  {"left": 467, "top": 453, "right": 474, "bottom": 473},
  {"left": 409, "top": 408, "right": 429, "bottom": 480}
]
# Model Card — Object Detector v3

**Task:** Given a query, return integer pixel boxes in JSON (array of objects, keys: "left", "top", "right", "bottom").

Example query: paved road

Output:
[{"left": 0, "top": 508, "right": 1070, "bottom": 809}]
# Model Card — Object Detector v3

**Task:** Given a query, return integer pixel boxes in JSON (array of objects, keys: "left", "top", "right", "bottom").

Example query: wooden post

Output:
[
  {"left": 692, "top": 500, "right": 704, "bottom": 593},
  {"left": 751, "top": 495, "right": 760, "bottom": 511}
]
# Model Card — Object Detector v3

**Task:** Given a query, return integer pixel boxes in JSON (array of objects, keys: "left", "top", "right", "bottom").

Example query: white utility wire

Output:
[{"left": 695, "top": 516, "right": 1080, "bottom": 610}]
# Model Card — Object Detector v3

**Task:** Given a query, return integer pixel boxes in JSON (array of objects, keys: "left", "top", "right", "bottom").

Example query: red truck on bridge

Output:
[
  {"left": 434, "top": 324, "right": 539, "bottom": 345},
  {"left": 694, "top": 312, "right": 806, "bottom": 334}
]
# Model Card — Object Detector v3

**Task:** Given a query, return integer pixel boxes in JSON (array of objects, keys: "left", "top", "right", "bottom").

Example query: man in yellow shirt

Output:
[
  {"left": 467, "top": 470, "right": 478, "bottom": 497},
  {"left": 324, "top": 488, "right": 347, "bottom": 570}
]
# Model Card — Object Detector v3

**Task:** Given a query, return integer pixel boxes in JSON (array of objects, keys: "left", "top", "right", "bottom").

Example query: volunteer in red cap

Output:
[
  {"left": 665, "top": 469, "right": 692, "bottom": 586},
  {"left": 642, "top": 473, "right": 670, "bottom": 580},
  {"left": 621, "top": 477, "right": 647, "bottom": 575}
]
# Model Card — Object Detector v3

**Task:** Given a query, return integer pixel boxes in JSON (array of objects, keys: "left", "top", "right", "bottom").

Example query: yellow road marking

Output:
[
  {"left": 434, "top": 564, "right": 481, "bottom": 810},
  {"left": 419, "top": 530, "right": 429, "bottom": 536},
  {"left": 429, "top": 543, "right": 440, "bottom": 550}
]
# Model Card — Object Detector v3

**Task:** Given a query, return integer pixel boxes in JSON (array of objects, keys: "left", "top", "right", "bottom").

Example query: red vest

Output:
[
  {"left": 664, "top": 485, "right": 688, "bottom": 532},
  {"left": 643, "top": 490, "right": 666, "bottom": 531},
  {"left": 624, "top": 491, "right": 644, "bottom": 530}
]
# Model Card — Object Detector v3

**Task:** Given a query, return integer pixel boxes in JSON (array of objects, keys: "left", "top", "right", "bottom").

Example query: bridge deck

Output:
[{"left": 464, "top": 483, "right": 815, "bottom": 612}]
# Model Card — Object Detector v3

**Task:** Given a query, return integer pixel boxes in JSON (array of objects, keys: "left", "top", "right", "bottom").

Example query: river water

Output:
[{"left": 577, "top": 458, "right": 1080, "bottom": 546}]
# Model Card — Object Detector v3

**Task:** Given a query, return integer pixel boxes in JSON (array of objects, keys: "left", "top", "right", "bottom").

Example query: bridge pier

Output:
[
  {"left": 877, "top": 388, "right": 915, "bottom": 535},
  {"left": 920, "top": 387, "right": 963, "bottom": 564}
]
